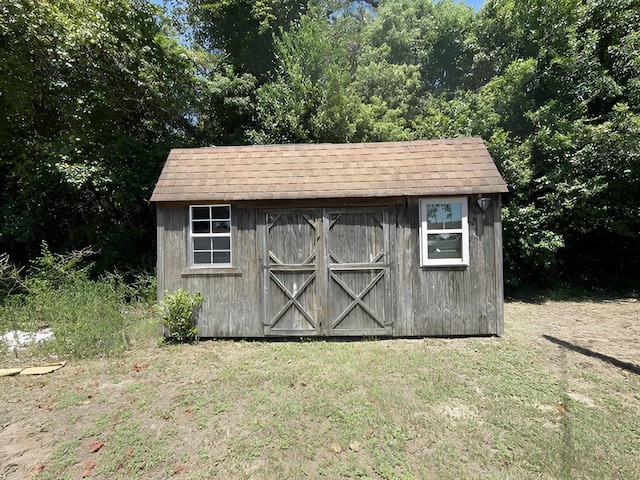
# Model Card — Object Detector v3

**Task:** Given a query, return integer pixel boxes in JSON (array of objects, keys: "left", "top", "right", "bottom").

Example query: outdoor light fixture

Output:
[
  {"left": 473, "top": 196, "right": 492, "bottom": 237},
  {"left": 477, "top": 197, "right": 491, "bottom": 213}
]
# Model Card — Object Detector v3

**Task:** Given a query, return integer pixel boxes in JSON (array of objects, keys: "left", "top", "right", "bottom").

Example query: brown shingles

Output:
[{"left": 150, "top": 139, "right": 508, "bottom": 202}]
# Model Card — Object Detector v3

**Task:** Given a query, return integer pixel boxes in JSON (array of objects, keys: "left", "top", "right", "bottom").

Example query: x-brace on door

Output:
[
  {"left": 263, "top": 208, "right": 393, "bottom": 336},
  {"left": 325, "top": 208, "right": 392, "bottom": 336},
  {"left": 263, "top": 211, "right": 321, "bottom": 335}
]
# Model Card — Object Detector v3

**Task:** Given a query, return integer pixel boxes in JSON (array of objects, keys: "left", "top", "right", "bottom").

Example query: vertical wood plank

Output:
[
  {"left": 317, "top": 211, "right": 328, "bottom": 334},
  {"left": 156, "top": 205, "right": 165, "bottom": 302},
  {"left": 494, "top": 194, "right": 505, "bottom": 336},
  {"left": 261, "top": 211, "right": 270, "bottom": 335},
  {"left": 163, "top": 205, "right": 187, "bottom": 294},
  {"left": 397, "top": 199, "right": 413, "bottom": 336},
  {"left": 385, "top": 206, "right": 397, "bottom": 333},
  {"left": 467, "top": 197, "right": 484, "bottom": 335}
]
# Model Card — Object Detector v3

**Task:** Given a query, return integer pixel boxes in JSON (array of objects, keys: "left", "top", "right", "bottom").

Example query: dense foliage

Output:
[{"left": 1, "top": 0, "right": 638, "bottom": 294}]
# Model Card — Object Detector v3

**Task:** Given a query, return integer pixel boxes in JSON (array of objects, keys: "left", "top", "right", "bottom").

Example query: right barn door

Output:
[{"left": 324, "top": 208, "right": 393, "bottom": 336}]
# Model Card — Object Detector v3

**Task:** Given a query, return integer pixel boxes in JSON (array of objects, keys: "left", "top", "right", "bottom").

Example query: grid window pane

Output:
[
  {"left": 194, "top": 251, "right": 212, "bottom": 264},
  {"left": 213, "top": 252, "right": 231, "bottom": 264},
  {"left": 427, "top": 234, "right": 462, "bottom": 259},
  {"left": 190, "top": 205, "right": 232, "bottom": 267},
  {"left": 212, "top": 220, "right": 230, "bottom": 233},
  {"left": 212, "top": 237, "right": 230, "bottom": 250},
  {"left": 212, "top": 206, "right": 230, "bottom": 220},
  {"left": 192, "top": 221, "right": 211, "bottom": 234},
  {"left": 193, "top": 237, "right": 211, "bottom": 251},
  {"left": 192, "top": 206, "right": 210, "bottom": 220}
]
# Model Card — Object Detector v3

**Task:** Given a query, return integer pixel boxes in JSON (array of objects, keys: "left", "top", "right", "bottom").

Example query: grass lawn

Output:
[{"left": 1, "top": 300, "right": 639, "bottom": 479}]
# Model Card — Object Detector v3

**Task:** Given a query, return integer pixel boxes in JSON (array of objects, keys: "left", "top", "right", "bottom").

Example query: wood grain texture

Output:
[
  {"left": 325, "top": 208, "right": 392, "bottom": 336},
  {"left": 156, "top": 195, "right": 504, "bottom": 338},
  {"left": 402, "top": 195, "right": 503, "bottom": 337},
  {"left": 264, "top": 210, "right": 321, "bottom": 335}
]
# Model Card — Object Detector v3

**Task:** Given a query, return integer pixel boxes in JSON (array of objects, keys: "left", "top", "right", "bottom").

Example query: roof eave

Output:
[{"left": 150, "top": 185, "right": 508, "bottom": 203}]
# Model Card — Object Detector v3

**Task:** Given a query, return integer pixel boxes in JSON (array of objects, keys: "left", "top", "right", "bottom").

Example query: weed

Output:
[
  {"left": 0, "top": 253, "right": 22, "bottom": 299},
  {"left": 0, "top": 243, "right": 162, "bottom": 359},
  {"left": 25, "top": 242, "right": 95, "bottom": 292},
  {"left": 56, "top": 391, "right": 88, "bottom": 409}
]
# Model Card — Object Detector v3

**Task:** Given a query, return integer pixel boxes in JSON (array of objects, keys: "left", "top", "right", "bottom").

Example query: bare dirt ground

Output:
[
  {"left": 1, "top": 299, "right": 639, "bottom": 479},
  {"left": 509, "top": 299, "right": 640, "bottom": 374}
]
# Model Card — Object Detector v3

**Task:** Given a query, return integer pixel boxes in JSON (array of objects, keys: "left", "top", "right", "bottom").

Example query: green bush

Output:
[
  {"left": 158, "top": 289, "right": 204, "bottom": 343},
  {"left": 26, "top": 243, "right": 94, "bottom": 289},
  {"left": 127, "top": 273, "right": 157, "bottom": 305},
  {"left": 0, "top": 243, "right": 160, "bottom": 359},
  {"left": 102, "top": 271, "right": 157, "bottom": 305}
]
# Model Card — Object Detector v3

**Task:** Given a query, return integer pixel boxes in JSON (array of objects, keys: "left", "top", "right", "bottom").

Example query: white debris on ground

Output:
[{"left": 0, "top": 328, "right": 55, "bottom": 352}]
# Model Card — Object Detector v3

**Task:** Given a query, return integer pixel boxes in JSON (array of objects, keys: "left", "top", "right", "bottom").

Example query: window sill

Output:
[
  {"left": 421, "top": 263, "right": 469, "bottom": 269},
  {"left": 181, "top": 267, "right": 243, "bottom": 277}
]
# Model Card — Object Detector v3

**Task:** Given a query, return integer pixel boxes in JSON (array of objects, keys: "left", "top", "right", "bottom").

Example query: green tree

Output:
[
  {"left": 472, "top": 0, "right": 640, "bottom": 291},
  {"left": 182, "top": 0, "right": 309, "bottom": 80},
  {"left": 249, "top": 9, "right": 370, "bottom": 143},
  {"left": 187, "top": 50, "right": 258, "bottom": 146},
  {"left": 0, "top": 0, "right": 198, "bottom": 268},
  {"left": 365, "top": 0, "right": 476, "bottom": 93}
]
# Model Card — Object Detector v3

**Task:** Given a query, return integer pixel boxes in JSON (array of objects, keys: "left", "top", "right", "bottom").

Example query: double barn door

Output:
[{"left": 263, "top": 208, "right": 393, "bottom": 336}]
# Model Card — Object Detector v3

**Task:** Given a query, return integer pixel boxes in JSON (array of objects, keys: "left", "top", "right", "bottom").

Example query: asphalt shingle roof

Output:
[{"left": 150, "top": 138, "right": 508, "bottom": 202}]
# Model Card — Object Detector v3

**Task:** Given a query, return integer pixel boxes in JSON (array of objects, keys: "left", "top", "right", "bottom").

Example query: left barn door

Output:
[{"left": 263, "top": 211, "right": 322, "bottom": 336}]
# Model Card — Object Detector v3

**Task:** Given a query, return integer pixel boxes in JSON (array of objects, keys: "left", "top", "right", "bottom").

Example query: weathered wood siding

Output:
[
  {"left": 156, "top": 195, "right": 503, "bottom": 338},
  {"left": 395, "top": 195, "right": 503, "bottom": 336},
  {"left": 157, "top": 204, "right": 263, "bottom": 337}
]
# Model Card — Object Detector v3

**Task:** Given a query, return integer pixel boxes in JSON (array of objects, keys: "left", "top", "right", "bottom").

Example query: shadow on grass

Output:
[{"left": 543, "top": 334, "right": 640, "bottom": 375}]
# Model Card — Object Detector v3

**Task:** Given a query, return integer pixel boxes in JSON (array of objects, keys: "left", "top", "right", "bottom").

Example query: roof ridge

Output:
[{"left": 168, "top": 137, "right": 485, "bottom": 153}]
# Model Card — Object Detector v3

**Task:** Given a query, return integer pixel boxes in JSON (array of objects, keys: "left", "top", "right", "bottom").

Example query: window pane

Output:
[
  {"left": 212, "top": 220, "right": 230, "bottom": 233},
  {"left": 193, "top": 237, "right": 211, "bottom": 251},
  {"left": 427, "top": 234, "right": 462, "bottom": 259},
  {"left": 212, "top": 236, "right": 230, "bottom": 250},
  {"left": 426, "top": 203, "right": 462, "bottom": 229},
  {"left": 444, "top": 219, "right": 462, "bottom": 229},
  {"left": 212, "top": 206, "right": 230, "bottom": 220},
  {"left": 192, "top": 206, "right": 210, "bottom": 220},
  {"left": 213, "top": 252, "right": 231, "bottom": 264},
  {"left": 194, "top": 252, "right": 212, "bottom": 264},
  {"left": 192, "top": 221, "right": 210, "bottom": 234}
]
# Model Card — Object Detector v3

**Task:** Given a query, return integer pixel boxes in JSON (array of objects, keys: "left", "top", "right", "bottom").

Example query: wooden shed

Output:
[{"left": 151, "top": 138, "right": 508, "bottom": 338}]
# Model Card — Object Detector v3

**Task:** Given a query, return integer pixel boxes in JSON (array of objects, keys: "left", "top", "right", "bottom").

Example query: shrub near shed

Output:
[{"left": 159, "top": 289, "right": 204, "bottom": 343}]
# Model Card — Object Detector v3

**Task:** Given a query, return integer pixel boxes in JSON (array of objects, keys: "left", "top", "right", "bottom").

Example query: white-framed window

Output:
[
  {"left": 419, "top": 197, "right": 469, "bottom": 267},
  {"left": 189, "top": 205, "right": 232, "bottom": 267}
]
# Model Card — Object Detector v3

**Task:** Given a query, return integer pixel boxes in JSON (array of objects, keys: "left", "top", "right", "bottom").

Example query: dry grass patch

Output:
[{"left": 1, "top": 300, "right": 639, "bottom": 479}]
